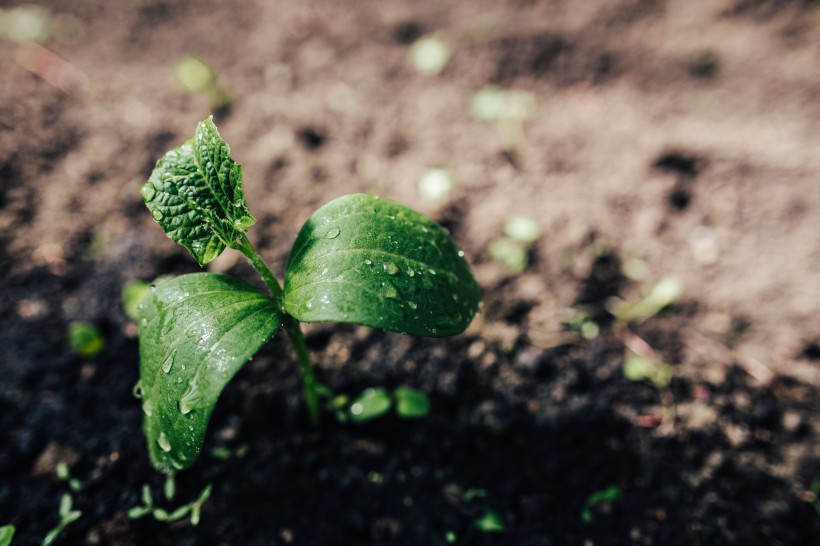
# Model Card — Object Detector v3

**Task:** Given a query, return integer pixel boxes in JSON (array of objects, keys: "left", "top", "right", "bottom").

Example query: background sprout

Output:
[{"left": 409, "top": 35, "right": 451, "bottom": 76}]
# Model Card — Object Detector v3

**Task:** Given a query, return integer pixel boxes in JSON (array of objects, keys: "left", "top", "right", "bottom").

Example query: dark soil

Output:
[{"left": 1, "top": 1, "right": 819, "bottom": 545}]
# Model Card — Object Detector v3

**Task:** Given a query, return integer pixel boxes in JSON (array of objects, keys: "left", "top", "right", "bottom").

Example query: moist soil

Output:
[{"left": 1, "top": 1, "right": 819, "bottom": 545}]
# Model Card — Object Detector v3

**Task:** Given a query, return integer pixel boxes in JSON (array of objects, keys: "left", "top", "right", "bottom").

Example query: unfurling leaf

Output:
[
  {"left": 284, "top": 194, "right": 480, "bottom": 337},
  {"left": 141, "top": 117, "right": 255, "bottom": 266},
  {"left": 138, "top": 273, "right": 280, "bottom": 472}
]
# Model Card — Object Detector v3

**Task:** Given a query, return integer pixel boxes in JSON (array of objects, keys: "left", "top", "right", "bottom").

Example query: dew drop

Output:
[
  {"left": 142, "top": 399, "right": 154, "bottom": 417},
  {"left": 325, "top": 227, "right": 341, "bottom": 239},
  {"left": 162, "top": 353, "right": 174, "bottom": 374},
  {"left": 157, "top": 432, "right": 172, "bottom": 452},
  {"left": 383, "top": 262, "right": 399, "bottom": 275},
  {"left": 132, "top": 382, "right": 143, "bottom": 399},
  {"left": 458, "top": 250, "right": 465, "bottom": 257},
  {"left": 306, "top": 300, "right": 313, "bottom": 310},
  {"left": 381, "top": 282, "right": 398, "bottom": 299},
  {"left": 151, "top": 209, "right": 164, "bottom": 221},
  {"left": 364, "top": 259, "right": 373, "bottom": 265},
  {"left": 429, "top": 269, "right": 436, "bottom": 275},
  {"left": 408, "top": 301, "right": 418, "bottom": 310},
  {"left": 141, "top": 183, "right": 157, "bottom": 202},
  {"left": 407, "top": 268, "right": 415, "bottom": 277},
  {"left": 179, "top": 383, "right": 201, "bottom": 415}
]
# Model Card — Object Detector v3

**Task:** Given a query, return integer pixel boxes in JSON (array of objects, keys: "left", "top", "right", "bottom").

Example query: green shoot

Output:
[
  {"left": 128, "top": 483, "right": 212, "bottom": 527},
  {"left": 473, "top": 510, "right": 505, "bottom": 533},
  {"left": 607, "top": 276, "right": 683, "bottom": 324},
  {"left": 489, "top": 215, "right": 542, "bottom": 274},
  {"left": 137, "top": 117, "right": 480, "bottom": 473},
  {"left": 55, "top": 462, "right": 82, "bottom": 492},
  {"left": 409, "top": 35, "right": 451, "bottom": 76},
  {"left": 42, "top": 494, "right": 81, "bottom": 546},
  {"left": 581, "top": 485, "right": 622, "bottom": 523},
  {"left": 174, "top": 56, "right": 232, "bottom": 112},
  {"left": 67, "top": 321, "right": 105, "bottom": 358}
]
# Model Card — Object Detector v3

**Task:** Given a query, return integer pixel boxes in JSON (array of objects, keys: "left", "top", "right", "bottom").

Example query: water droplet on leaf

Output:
[
  {"left": 383, "top": 262, "right": 399, "bottom": 275},
  {"left": 162, "top": 353, "right": 174, "bottom": 374},
  {"left": 132, "top": 382, "right": 143, "bottom": 399},
  {"left": 407, "top": 268, "right": 415, "bottom": 277},
  {"left": 382, "top": 282, "right": 398, "bottom": 299},
  {"left": 151, "top": 209, "right": 164, "bottom": 221},
  {"left": 408, "top": 301, "right": 418, "bottom": 310},
  {"left": 157, "top": 432, "right": 172, "bottom": 452},
  {"left": 141, "top": 183, "right": 156, "bottom": 202},
  {"left": 325, "top": 227, "right": 341, "bottom": 239},
  {"left": 142, "top": 399, "right": 153, "bottom": 417},
  {"left": 179, "top": 383, "right": 201, "bottom": 415},
  {"left": 364, "top": 259, "right": 372, "bottom": 265}
]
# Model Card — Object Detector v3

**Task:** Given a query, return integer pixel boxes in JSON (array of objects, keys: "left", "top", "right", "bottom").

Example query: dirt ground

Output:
[{"left": 1, "top": 0, "right": 819, "bottom": 544}]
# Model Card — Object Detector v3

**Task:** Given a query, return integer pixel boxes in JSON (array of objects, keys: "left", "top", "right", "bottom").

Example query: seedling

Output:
[
  {"left": 128, "top": 483, "right": 212, "bottom": 526},
  {"left": 55, "top": 462, "right": 82, "bottom": 492},
  {"left": 174, "top": 56, "right": 232, "bottom": 112},
  {"left": 409, "top": 35, "right": 451, "bottom": 76},
  {"left": 580, "top": 485, "right": 621, "bottom": 523},
  {"left": 607, "top": 276, "right": 683, "bottom": 324},
  {"left": 332, "top": 385, "right": 431, "bottom": 423},
  {"left": 42, "top": 494, "right": 81, "bottom": 546},
  {"left": 67, "top": 321, "right": 105, "bottom": 358},
  {"left": 489, "top": 215, "right": 542, "bottom": 274},
  {"left": 473, "top": 509, "right": 505, "bottom": 532},
  {"left": 470, "top": 86, "right": 537, "bottom": 167},
  {"left": 137, "top": 117, "right": 480, "bottom": 473}
]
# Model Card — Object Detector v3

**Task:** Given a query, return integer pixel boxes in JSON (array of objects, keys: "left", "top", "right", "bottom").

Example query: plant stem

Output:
[
  {"left": 232, "top": 234, "right": 319, "bottom": 426},
  {"left": 284, "top": 316, "right": 320, "bottom": 426},
  {"left": 233, "top": 234, "right": 283, "bottom": 303}
]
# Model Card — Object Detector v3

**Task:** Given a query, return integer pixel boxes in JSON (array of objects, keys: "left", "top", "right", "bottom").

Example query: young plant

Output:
[{"left": 136, "top": 117, "right": 481, "bottom": 473}]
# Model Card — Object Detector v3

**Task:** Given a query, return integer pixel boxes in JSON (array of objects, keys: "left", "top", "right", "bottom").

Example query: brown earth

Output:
[{"left": 1, "top": 1, "right": 819, "bottom": 545}]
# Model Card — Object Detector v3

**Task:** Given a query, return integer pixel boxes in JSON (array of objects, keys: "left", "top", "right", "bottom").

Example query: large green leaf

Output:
[
  {"left": 141, "top": 116, "right": 255, "bottom": 266},
  {"left": 137, "top": 273, "right": 280, "bottom": 472},
  {"left": 284, "top": 194, "right": 480, "bottom": 337}
]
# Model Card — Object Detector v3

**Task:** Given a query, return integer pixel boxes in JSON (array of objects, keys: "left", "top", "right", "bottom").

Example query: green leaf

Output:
[
  {"left": 138, "top": 273, "right": 280, "bottom": 472},
  {"left": 474, "top": 510, "right": 505, "bottom": 532},
  {"left": 141, "top": 117, "right": 255, "bottom": 266},
  {"left": 0, "top": 525, "right": 15, "bottom": 546},
  {"left": 284, "top": 194, "right": 480, "bottom": 337},
  {"left": 349, "top": 387, "right": 392, "bottom": 423},
  {"left": 394, "top": 386, "right": 430, "bottom": 418},
  {"left": 68, "top": 321, "right": 105, "bottom": 358}
]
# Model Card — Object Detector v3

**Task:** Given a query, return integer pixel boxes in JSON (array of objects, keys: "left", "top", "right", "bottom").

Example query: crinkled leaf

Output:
[
  {"left": 137, "top": 273, "right": 280, "bottom": 472},
  {"left": 284, "top": 194, "right": 480, "bottom": 337},
  {"left": 141, "top": 117, "right": 255, "bottom": 266}
]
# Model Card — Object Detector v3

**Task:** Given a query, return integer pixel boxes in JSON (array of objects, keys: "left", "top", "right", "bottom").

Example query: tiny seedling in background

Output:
[
  {"left": 623, "top": 355, "right": 673, "bottom": 389},
  {"left": 409, "top": 35, "right": 451, "bottom": 76},
  {"left": 343, "top": 386, "right": 431, "bottom": 423},
  {"left": 67, "top": 321, "right": 105, "bottom": 358},
  {"left": 607, "top": 276, "right": 683, "bottom": 324},
  {"left": 470, "top": 86, "right": 537, "bottom": 167},
  {"left": 489, "top": 215, "right": 542, "bottom": 274},
  {"left": 122, "top": 276, "right": 174, "bottom": 321},
  {"left": 0, "top": 526, "right": 14, "bottom": 546},
  {"left": 174, "top": 56, "right": 232, "bottom": 112},
  {"left": 418, "top": 168, "right": 454, "bottom": 205},
  {"left": 55, "top": 462, "right": 82, "bottom": 492},
  {"left": 128, "top": 483, "right": 212, "bottom": 527},
  {"left": 474, "top": 509, "right": 505, "bottom": 532},
  {"left": 42, "top": 494, "right": 81, "bottom": 546},
  {"left": 580, "top": 485, "right": 621, "bottom": 523},
  {"left": 136, "top": 117, "right": 480, "bottom": 473}
]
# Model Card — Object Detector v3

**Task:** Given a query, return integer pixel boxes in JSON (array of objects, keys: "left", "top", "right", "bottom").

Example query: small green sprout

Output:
[
  {"left": 67, "top": 322, "right": 105, "bottom": 358},
  {"left": 608, "top": 276, "right": 683, "bottom": 323},
  {"left": 473, "top": 509, "right": 505, "bottom": 532},
  {"left": 349, "top": 387, "right": 393, "bottom": 423},
  {"left": 42, "top": 494, "right": 81, "bottom": 546},
  {"left": 418, "top": 168, "right": 455, "bottom": 205},
  {"left": 137, "top": 117, "right": 480, "bottom": 473},
  {"left": 489, "top": 215, "right": 542, "bottom": 274},
  {"left": 623, "top": 355, "right": 673, "bottom": 389},
  {"left": 55, "top": 462, "right": 82, "bottom": 492},
  {"left": 409, "top": 35, "right": 451, "bottom": 76},
  {"left": 470, "top": 86, "right": 537, "bottom": 167},
  {"left": 394, "top": 386, "right": 430, "bottom": 418},
  {"left": 0, "top": 525, "right": 15, "bottom": 546},
  {"left": 580, "top": 485, "right": 622, "bottom": 523},
  {"left": 174, "top": 56, "right": 232, "bottom": 112},
  {"left": 128, "top": 483, "right": 212, "bottom": 527}
]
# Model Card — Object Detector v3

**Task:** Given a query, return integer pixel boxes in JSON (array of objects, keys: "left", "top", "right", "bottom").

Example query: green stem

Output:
[
  {"left": 232, "top": 234, "right": 319, "bottom": 426},
  {"left": 284, "top": 317, "right": 320, "bottom": 426}
]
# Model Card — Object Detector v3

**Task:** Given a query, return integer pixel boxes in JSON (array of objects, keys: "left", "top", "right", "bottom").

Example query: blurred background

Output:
[{"left": 1, "top": 1, "right": 819, "bottom": 545}]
